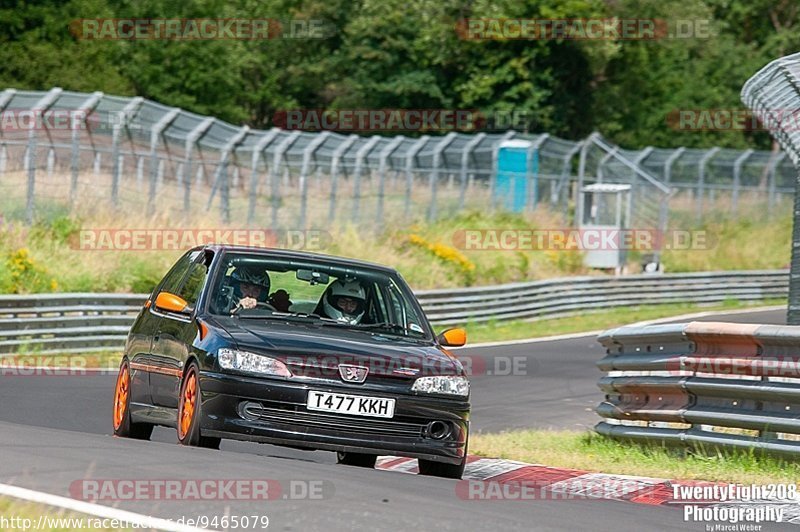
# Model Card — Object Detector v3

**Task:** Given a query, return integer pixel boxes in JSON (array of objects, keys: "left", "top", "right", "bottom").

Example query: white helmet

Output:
[{"left": 323, "top": 279, "right": 366, "bottom": 324}]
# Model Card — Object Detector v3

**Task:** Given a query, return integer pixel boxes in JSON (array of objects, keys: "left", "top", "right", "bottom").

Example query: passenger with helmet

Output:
[
  {"left": 230, "top": 263, "right": 271, "bottom": 311},
  {"left": 318, "top": 279, "right": 367, "bottom": 325}
]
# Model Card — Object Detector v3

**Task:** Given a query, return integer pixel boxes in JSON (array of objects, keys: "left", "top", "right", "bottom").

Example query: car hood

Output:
[{"left": 212, "top": 317, "right": 463, "bottom": 378}]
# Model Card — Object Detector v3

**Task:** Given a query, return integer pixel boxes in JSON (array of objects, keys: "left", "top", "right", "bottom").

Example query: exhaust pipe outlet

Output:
[{"left": 427, "top": 421, "right": 450, "bottom": 440}]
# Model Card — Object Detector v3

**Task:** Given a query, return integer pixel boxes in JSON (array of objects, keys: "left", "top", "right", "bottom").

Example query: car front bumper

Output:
[{"left": 199, "top": 371, "right": 470, "bottom": 465}]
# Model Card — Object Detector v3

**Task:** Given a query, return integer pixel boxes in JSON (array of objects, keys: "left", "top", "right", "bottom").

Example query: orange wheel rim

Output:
[
  {"left": 113, "top": 364, "right": 129, "bottom": 430},
  {"left": 179, "top": 371, "right": 197, "bottom": 439}
]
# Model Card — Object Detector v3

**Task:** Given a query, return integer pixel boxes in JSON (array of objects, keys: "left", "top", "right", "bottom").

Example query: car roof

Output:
[{"left": 196, "top": 245, "right": 398, "bottom": 274}]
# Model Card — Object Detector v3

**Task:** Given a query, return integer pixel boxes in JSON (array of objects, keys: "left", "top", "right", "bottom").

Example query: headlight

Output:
[
  {"left": 411, "top": 376, "right": 469, "bottom": 397},
  {"left": 218, "top": 348, "right": 291, "bottom": 377}
]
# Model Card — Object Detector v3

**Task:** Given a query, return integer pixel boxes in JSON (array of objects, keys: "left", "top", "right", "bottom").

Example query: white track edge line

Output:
[{"left": 0, "top": 482, "right": 214, "bottom": 532}]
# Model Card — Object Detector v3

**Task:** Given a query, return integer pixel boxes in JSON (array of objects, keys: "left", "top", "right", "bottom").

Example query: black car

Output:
[{"left": 112, "top": 245, "right": 470, "bottom": 478}]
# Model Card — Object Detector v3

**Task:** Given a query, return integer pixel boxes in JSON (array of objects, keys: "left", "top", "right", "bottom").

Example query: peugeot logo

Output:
[{"left": 338, "top": 364, "right": 369, "bottom": 383}]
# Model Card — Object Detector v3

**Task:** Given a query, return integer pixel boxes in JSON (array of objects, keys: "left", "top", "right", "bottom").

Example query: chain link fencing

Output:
[{"left": 0, "top": 87, "right": 794, "bottom": 228}]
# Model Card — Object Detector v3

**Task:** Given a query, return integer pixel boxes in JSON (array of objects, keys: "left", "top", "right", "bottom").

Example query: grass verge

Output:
[
  {"left": 463, "top": 299, "right": 785, "bottom": 344},
  {"left": 469, "top": 430, "right": 800, "bottom": 485},
  {"left": 0, "top": 496, "right": 131, "bottom": 531}
]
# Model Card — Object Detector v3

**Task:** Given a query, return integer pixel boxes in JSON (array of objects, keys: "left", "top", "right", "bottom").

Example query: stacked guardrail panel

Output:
[
  {"left": 0, "top": 293, "right": 144, "bottom": 354},
  {"left": 596, "top": 321, "right": 800, "bottom": 457}
]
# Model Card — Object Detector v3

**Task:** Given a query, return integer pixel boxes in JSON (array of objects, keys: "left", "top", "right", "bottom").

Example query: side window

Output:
[
  {"left": 158, "top": 252, "right": 195, "bottom": 294},
  {"left": 175, "top": 262, "right": 207, "bottom": 309}
]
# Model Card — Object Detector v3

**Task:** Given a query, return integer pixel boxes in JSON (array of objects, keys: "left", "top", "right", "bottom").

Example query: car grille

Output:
[{"left": 241, "top": 402, "right": 425, "bottom": 438}]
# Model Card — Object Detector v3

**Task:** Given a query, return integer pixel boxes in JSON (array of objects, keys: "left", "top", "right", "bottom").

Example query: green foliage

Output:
[{"left": 0, "top": 0, "right": 795, "bottom": 148}]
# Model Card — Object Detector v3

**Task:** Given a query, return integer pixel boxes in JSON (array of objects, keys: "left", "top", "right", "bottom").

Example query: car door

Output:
[
  {"left": 129, "top": 250, "right": 195, "bottom": 406},
  {"left": 149, "top": 250, "right": 210, "bottom": 408}
]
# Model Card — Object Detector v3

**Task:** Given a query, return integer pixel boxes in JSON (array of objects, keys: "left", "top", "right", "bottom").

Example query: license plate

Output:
[{"left": 306, "top": 391, "right": 395, "bottom": 419}]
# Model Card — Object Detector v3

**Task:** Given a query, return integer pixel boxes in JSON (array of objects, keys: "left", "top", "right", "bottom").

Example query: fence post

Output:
[
  {"left": 26, "top": 88, "right": 62, "bottom": 224},
  {"left": 458, "top": 133, "right": 485, "bottom": 211},
  {"left": 147, "top": 107, "right": 180, "bottom": 217},
  {"left": 525, "top": 133, "right": 549, "bottom": 211},
  {"left": 328, "top": 135, "right": 358, "bottom": 224},
  {"left": 404, "top": 136, "right": 429, "bottom": 219},
  {"left": 270, "top": 131, "right": 301, "bottom": 228},
  {"left": 180, "top": 117, "right": 214, "bottom": 216},
  {"left": 731, "top": 149, "right": 753, "bottom": 214},
  {"left": 247, "top": 128, "right": 281, "bottom": 225},
  {"left": 428, "top": 132, "right": 457, "bottom": 221},
  {"left": 554, "top": 141, "right": 582, "bottom": 222},
  {"left": 376, "top": 136, "right": 405, "bottom": 225},
  {"left": 351, "top": 136, "right": 381, "bottom": 224},
  {"left": 575, "top": 133, "right": 598, "bottom": 226},
  {"left": 767, "top": 152, "right": 786, "bottom": 215},
  {"left": 697, "top": 147, "right": 720, "bottom": 221},
  {"left": 69, "top": 92, "right": 103, "bottom": 207},
  {"left": 298, "top": 131, "right": 331, "bottom": 229},
  {"left": 206, "top": 125, "right": 249, "bottom": 224},
  {"left": 0, "top": 90, "right": 16, "bottom": 180},
  {"left": 110, "top": 96, "right": 143, "bottom": 209}
]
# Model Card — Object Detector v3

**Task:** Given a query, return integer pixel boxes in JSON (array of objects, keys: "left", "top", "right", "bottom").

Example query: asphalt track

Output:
[{"left": 0, "top": 308, "right": 791, "bottom": 531}]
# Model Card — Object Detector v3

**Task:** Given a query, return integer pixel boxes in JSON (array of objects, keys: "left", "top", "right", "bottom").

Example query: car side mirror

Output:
[
  {"left": 155, "top": 291, "right": 192, "bottom": 314},
  {"left": 437, "top": 327, "right": 466, "bottom": 347}
]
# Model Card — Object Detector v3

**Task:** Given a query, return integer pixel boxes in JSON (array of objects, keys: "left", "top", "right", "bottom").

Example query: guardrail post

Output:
[
  {"left": 147, "top": 108, "right": 180, "bottom": 217},
  {"left": 697, "top": 147, "right": 719, "bottom": 221},
  {"left": 247, "top": 128, "right": 281, "bottom": 224},
  {"left": 180, "top": 117, "right": 214, "bottom": 216},
  {"left": 69, "top": 92, "right": 103, "bottom": 207},
  {"left": 458, "top": 133, "right": 485, "bottom": 211},
  {"left": 428, "top": 132, "right": 457, "bottom": 221},
  {"left": 206, "top": 125, "right": 249, "bottom": 224},
  {"left": 328, "top": 135, "right": 358, "bottom": 224},
  {"left": 110, "top": 97, "right": 143, "bottom": 209},
  {"left": 270, "top": 131, "right": 301, "bottom": 228},
  {"left": 403, "top": 136, "right": 429, "bottom": 219},
  {"left": 731, "top": 149, "right": 752, "bottom": 214},
  {"left": 298, "top": 131, "right": 330, "bottom": 229},
  {"left": 26, "top": 88, "right": 62, "bottom": 224},
  {"left": 376, "top": 136, "right": 404, "bottom": 225},
  {"left": 352, "top": 136, "right": 381, "bottom": 224}
]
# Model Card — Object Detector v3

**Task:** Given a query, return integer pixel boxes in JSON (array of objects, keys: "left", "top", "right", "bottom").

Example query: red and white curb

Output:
[{"left": 376, "top": 456, "right": 800, "bottom": 523}]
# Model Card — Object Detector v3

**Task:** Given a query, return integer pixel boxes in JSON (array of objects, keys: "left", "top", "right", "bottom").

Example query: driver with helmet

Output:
[
  {"left": 320, "top": 279, "right": 367, "bottom": 325},
  {"left": 230, "top": 264, "right": 271, "bottom": 311}
]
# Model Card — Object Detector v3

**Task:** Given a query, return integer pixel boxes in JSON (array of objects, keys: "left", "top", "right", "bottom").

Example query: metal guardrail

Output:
[
  {"left": 595, "top": 320, "right": 800, "bottom": 457},
  {"left": 0, "top": 269, "right": 788, "bottom": 355},
  {"left": 416, "top": 269, "right": 788, "bottom": 325}
]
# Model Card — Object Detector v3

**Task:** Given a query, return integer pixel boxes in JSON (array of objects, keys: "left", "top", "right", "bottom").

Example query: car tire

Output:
[
  {"left": 336, "top": 452, "right": 377, "bottom": 468},
  {"left": 112, "top": 359, "right": 153, "bottom": 440},
  {"left": 177, "top": 362, "right": 221, "bottom": 450},
  {"left": 417, "top": 457, "right": 466, "bottom": 479}
]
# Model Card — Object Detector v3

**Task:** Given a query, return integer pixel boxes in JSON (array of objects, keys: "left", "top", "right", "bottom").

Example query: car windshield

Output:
[{"left": 209, "top": 252, "right": 430, "bottom": 339}]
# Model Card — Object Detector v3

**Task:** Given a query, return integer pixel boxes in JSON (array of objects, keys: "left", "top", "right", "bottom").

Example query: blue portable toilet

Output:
[{"left": 494, "top": 139, "right": 539, "bottom": 212}]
